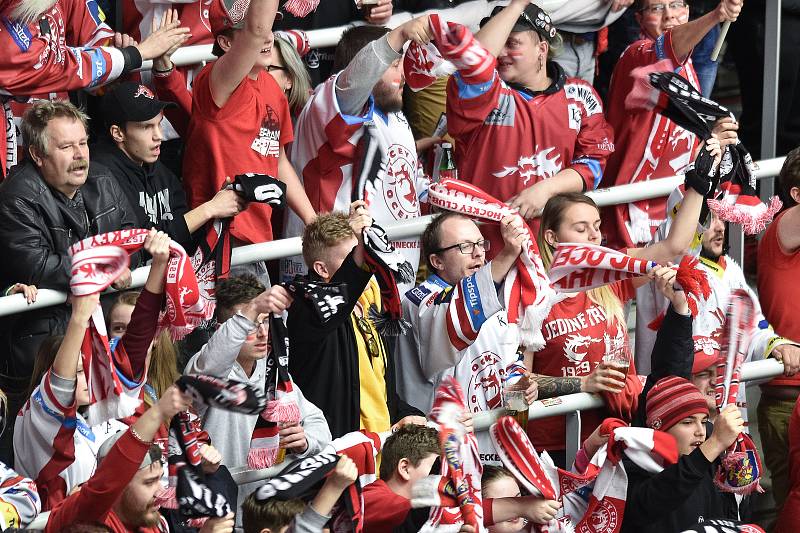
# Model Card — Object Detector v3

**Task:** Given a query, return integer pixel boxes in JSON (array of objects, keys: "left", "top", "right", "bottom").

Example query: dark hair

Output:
[
  {"left": 779, "top": 146, "right": 800, "bottom": 207},
  {"left": 420, "top": 212, "right": 472, "bottom": 272},
  {"left": 242, "top": 493, "right": 305, "bottom": 533},
  {"left": 482, "top": 465, "right": 518, "bottom": 495},
  {"left": 27, "top": 335, "right": 65, "bottom": 401},
  {"left": 212, "top": 28, "right": 236, "bottom": 57},
  {"left": 379, "top": 424, "right": 440, "bottom": 481},
  {"left": 333, "top": 25, "right": 391, "bottom": 72},
  {"left": 214, "top": 274, "right": 265, "bottom": 320}
]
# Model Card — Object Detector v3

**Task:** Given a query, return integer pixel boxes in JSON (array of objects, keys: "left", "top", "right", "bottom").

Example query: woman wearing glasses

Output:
[{"left": 600, "top": 0, "right": 742, "bottom": 252}]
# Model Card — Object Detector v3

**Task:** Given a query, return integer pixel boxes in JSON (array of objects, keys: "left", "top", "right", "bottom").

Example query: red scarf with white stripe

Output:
[
  {"left": 491, "top": 416, "right": 678, "bottom": 533},
  {"left": 428, "top": 179, "right": 558, "bottom": 351},
  {"left": 69, "top": 229, "right": 197, "bottom": 425},
  {"left": 549, "top": 242, "right": 711, "bottom": 316},
  {"left": 713, "top": 290, "right": 764, "bottom": 495}
]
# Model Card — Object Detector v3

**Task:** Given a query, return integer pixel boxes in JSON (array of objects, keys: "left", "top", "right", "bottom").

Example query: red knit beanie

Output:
[{"left": 646, "top": 376, "right": 710, "bottom": 431}]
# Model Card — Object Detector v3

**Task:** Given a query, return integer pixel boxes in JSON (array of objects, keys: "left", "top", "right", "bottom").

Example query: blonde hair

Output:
[
  {"left": 301, "top": 212, "right": 355, "bottom": 268},
  {"left": 146, "top": 330, "right": 180, "bottom": 403},
  {"left": 273, "top": 36, "right": 312, "bottom": 114},
  {"left": 538, "top": 193, "right": 626, "bottom": 327}
]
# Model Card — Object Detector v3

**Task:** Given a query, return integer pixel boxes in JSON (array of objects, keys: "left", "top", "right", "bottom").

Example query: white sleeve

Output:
[
  {"left": 0, "top": 462, "right": 40, "bottom": 529},
  {"left": 184, "top": 312, "right": 253, "bottom": 378}
]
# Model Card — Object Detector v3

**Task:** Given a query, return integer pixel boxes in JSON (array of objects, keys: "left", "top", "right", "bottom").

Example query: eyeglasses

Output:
[
  {"left": 355, "top": 316, "right": 381, "bottom": 359},
  {"left": 247, "top": 318, "right": 269, "bottom": 336},
  {"left": 639, "top": 1, "right": 688, "bottom": 15},
  {"left": 266, "top": 65, "right": 287, "bottom": 72},
  {"left": 434, "top": 239, "right": 491, "bottom": 255}
]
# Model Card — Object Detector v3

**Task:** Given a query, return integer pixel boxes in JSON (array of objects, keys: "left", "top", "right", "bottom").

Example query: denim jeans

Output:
[{"left": 691, "top": 24, "right": 721, "bottom": 96}]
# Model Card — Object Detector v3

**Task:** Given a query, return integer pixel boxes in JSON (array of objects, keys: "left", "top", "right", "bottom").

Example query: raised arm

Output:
[
  {"left": 669, "top": 0, "right": 742, "bottom": 62},
  {"left": 52, "top": 294, "right": 100, "bottom": 380},
  {"left": 209, "top": 0, "right": 280, "bottom": 108},
  {"left": 474, "top": 0, "right": 528, "bottom": 58}
]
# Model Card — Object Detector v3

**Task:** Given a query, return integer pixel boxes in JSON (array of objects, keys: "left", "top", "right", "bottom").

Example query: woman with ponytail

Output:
[{"left": 525, "top": 139, "right": 724, "bottom": 467}]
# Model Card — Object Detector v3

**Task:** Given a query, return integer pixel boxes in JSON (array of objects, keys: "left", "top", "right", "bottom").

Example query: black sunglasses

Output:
[{"left": 266, "top": 65, "right": 287, "bottom": 72}]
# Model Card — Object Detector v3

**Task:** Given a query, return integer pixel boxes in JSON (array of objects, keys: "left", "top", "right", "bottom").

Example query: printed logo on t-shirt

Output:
[
  {"left": 383, "top": 143, "right": 418, "bottom": 219},
  {"left": 139, "top": 188, "right": 173, "bottom": 224},
  {"left": 251, "top": 105, "right": 281, "bottom": 157},
  {"left": 468, "top": 350, "right": 504, "bottom": 411},
  {"left": 491, "top": 146, "right": 563, "bottom": 185}
]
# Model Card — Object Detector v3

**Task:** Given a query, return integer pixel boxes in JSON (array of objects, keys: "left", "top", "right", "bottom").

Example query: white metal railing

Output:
[{"left": 0, "top": 156, "right": 785, "bottom": 318}]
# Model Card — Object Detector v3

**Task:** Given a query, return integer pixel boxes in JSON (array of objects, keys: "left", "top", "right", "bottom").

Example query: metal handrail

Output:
[{"left": 0, "top": 157, "right": 785, "bottom": 317}]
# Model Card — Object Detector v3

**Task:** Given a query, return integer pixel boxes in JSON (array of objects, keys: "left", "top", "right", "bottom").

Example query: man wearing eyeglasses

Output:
[
  {"left": 395, "top": 212, "right": 536, "bottom": 465},
  {"left": 600, "top": 0, "right": 742, "bottom": 251}
]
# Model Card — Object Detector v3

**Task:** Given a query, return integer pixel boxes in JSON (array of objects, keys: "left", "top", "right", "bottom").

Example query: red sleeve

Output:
[
  {"left": 599, "top": 364, "right": 641, "bottom": 423},
  {"left": 482, "top": 497, "right": 494, "bottom": 526},
  {"left": 445, "top": 72, "right": 503, "bottom": 139},
  {"left": 279, "top": 93, "right": 293, "bottom": 146},
  {"left": 153, "top": 69, "right": 193, "bottom": 138},
  {"left": 64, "top": 0, "right": 113, "bottom": 47},
  {"left": 568, "top": 82, "right": 614, "bottom": 191},
  {"left": 776, "top": 400, "right": 800, "bottom": 532},
  {"left": 114, "top": 289, "right": 163, "bottom": 381},
  {"left": 45, "top": 431, "right": 148, "bottom": 532},
  {"left": 612, "top": 279, "right": 636, "bottom": 304}
]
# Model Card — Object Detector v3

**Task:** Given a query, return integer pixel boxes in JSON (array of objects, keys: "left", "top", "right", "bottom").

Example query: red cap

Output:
[{"left": 692, "top": 335, "right": 720, "bottom": 374}]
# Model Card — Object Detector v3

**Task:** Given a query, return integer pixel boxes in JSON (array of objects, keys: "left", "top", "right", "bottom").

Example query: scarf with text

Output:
[
  {"left": 428, "top": 179, "right": 559, "bottom": 351},
  {"left": 492, "top": 416, "right": 678, "bottom": 533},
  {"left": 254, "top": 451, "right": 365, "bottom": 532},
  {"left": 361, "top": 223, "right": 414, "bottom": 335},
  {"left": 69, "top": 229, "right": 196, "bottom": 425},
  {"left": 170, "top": 375, "right": 266, "bottom": 517},
  {"left": 173, "top": 174, "right": 287, "bottom": 338},
  {"left": 423, "top": 377, "right": 484, "bottom": 531},
  {"left": 626, "top": 67, "right": 781, "bottom": 234},
  {"left": 713, "top": 290, "right": 764, "bottom": 495},
  {"left": 283, "top": 277, "right": 349, "bottom": 324},
  {"left": 249, "top": 315, "right": 301, "bottom": 469},
  {"left": 548, "top": 242, "right": 711, "bottom": 317}
]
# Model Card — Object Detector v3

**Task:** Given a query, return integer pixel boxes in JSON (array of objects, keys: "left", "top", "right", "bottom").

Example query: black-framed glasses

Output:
[
  {"left": 639, "top": 1, "right": 688, "bottom": 15},
  {"left": 266, "top": 65, "right": 287, "bottom": 72},
  {"left": 434, "top": 239, "right": 491, "bottom": 255}
]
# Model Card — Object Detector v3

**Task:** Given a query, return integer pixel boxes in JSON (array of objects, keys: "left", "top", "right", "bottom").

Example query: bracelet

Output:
[
  {"left": 152, "top": 65, "right": 174, "bottom": 75},
  {"left": 130, "top": 425, "right": 154, "bottom": 445}
]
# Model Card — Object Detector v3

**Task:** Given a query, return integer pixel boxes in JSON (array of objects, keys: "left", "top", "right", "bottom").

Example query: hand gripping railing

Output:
[{"left": 0, "top": 156, "right": 785, "bottom": 318}]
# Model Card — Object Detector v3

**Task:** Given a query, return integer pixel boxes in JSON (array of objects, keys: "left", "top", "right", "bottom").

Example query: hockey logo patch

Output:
[
  {"left": 383, "top": 143, "right": 418, "bottom": 218},
  {"left": 468, "top": 351, "right": 504, "bottom": 410}
]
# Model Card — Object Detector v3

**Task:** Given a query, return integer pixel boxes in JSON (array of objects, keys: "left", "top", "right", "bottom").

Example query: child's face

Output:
[
  {"left": 666, "top": 413, "right": 708, "bottom": 456},
  {"left": 484, "top": 476, "right": 526, "bottom": 532}
]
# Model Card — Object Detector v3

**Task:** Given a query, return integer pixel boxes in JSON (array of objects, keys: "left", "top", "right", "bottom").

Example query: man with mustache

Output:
[{"left": 0, "top": 100, "right": 139, "bottom": 397}]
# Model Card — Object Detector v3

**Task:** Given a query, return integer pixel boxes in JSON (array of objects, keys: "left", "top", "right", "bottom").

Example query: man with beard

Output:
[
  {"left": 283, "top": 18, "right": 433, "bottom": 294},
  {"left": 0, "top": 101, "right": 138, "bottom": 400},
  {"left": 0, "top": 0, "right": 190, "bottom": 178}
]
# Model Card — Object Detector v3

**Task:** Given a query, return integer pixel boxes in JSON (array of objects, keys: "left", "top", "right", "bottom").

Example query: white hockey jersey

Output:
[{"left": 396, "top": 264, "right": 519, "bottom": 464}]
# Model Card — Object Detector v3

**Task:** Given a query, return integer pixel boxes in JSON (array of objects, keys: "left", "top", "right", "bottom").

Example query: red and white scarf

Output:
[
  {"left": 491, "top": 416, "right": 677, "bottom": 533},
  {"left": 549, "top": 242, "right": 711, "bottom": 317},
  {"left": 424, "top": 377, "right": 484, "bottom": 532},
  {"left": 713, "top": 290, "right": 764, "bottom": 495},
  {"left": 428, "top": 179, "right": 559, "bottom": 351},
  {"left": 69, "top": 229, "right": 198, "bottom": 425}
]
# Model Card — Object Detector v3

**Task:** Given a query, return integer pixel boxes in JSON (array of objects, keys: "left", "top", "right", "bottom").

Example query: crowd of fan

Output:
[{"left": 1, "top": 0, "right": 800, "bottom": 531}]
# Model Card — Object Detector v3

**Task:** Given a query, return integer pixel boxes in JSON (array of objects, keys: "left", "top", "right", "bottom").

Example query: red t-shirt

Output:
[
  {"left": 758, "top": 210, "right": 800, "bottom": 387},
  {"left": 362, "top": 479, "right": 413, "bottom": 531},
  {"left": 183, "top": 65, "right": 293, "bottom": 244},
  {"left": 602, "top": 31, "right": 700, "bottom": 249},
  {"left": 528, "top": 280, "right": 641, "bottom": 451}
]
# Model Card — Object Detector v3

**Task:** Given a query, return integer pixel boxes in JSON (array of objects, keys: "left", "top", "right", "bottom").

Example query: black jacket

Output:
[
  {"left": 0, "top": 160, "right": 138, "bottom": 380},
  {"left": 621, "top": 447, "right": 739, "bottom": 533},
  {"left": 91, "top": 142, "right": 194, "bottom": 252},
  {"left": 287, "top": 250, "right": 422, "bottom": 438}
]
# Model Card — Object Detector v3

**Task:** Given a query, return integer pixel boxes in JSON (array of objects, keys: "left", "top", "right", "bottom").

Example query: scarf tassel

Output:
[
  {"left": 707, "top": 195, "right": 783, "bottom": 235},
  {"left": 282, "top": 0, "right": 320, "bottom": 17},
  {"left": 248, "top": 445, "right": 281, "bottom": 470},
  {"left": 368, "top": 305, "right": 410, "bottom": 336},
  {"left": 264, "top": 398, "right": 301, "bottom": 423},
  {"left": 155, "top": 486, "right": 179, "bottom": 510}
]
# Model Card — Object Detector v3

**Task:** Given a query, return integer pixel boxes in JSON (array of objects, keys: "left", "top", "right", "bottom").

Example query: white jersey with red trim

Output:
[
  {"left": 0, "top": 462, "right": 39, "bottom": 529},
  {"left": 282, "top": 74, "right": 428, "bottom": 294},
  {"left": 396, "top": 264, "right": 518, "bottom": 465}
]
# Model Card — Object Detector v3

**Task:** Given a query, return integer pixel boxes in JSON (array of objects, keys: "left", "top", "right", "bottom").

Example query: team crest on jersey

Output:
[
  {"left": 468, "top": 351, "right": 504, "bottom": 410},
  {"left": 564, "top": 333, "right": 593, "bottom": 363},
  {"left": 251, "top": 105, "right": 281, "bottom": 157},
  {"left": 383, "top": 143, "right": 418, "bottom": 219},
  {"left": 492, "top": 146, "right": 563, "bottom": 185}
]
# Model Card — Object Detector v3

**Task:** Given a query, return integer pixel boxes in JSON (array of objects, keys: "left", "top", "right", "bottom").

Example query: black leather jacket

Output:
[
  {"left": 0, "top": 160, "right": 140, "bottom": 289},
  {"left": 0, "top": 160, "right": 139, "bottom": 382}
]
